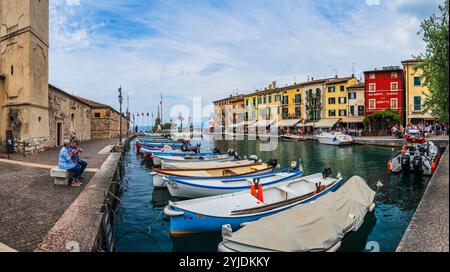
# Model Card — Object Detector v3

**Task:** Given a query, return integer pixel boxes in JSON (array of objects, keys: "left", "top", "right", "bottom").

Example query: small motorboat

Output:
[
  {"left": 161, "top": 157, "right": 261, "bottom": 170},
  {"left": 151, "top": 160, "right": 279, "bottom": 188},
  {"left": 164, "top": 169, "right": 342, "bottom": 235},
  {"left": 388, "top": 137, "right": 440, "bottom": 176},
  {"left": 315, "top": 132, "right": 354, "bottom": 146},
  {"left": 139, "top": 146, "right": 196, "bottom": 160},
  {"left": 152, "top": 149, "right": 237, "bottom": 167},
  {"left": 164, "top": 162, "right": 304, "bottom": 199},
  {"left": 217, "top": 176, "right": 376, "bottom": 252}
]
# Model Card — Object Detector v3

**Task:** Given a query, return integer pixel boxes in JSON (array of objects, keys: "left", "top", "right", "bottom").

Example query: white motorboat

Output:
[
  {"left": 161, "top": 158, "right": 260, "bottom": 170},
  {"left": 388, "top": 138, "right": 441, "bottom": 176},
  {"left": 315, "top": 132, "right": 354, "bottom": 146},
  {"left": 164, "top": 164, "right": 304, "bottom": 199},
  {"left": 164, "top": 171, "right": 342, "bottom": 235},
  {"left": 217, "top": 176, "right": 376, "bottom": 252},
  {"left": 153, "top": 153, "right": 234, "bottom": 166}
]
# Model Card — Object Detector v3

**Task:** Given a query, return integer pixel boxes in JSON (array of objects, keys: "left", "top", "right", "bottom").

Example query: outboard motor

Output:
[
  {"left": 181, "top": 144, "right": 188, "bottom": 152},
  {"left": 267, "top": 159, "right": 279, "bottom": 169},
  {"left": 322, "top": 168, "right": 332, "bottom": 179},
  {"left": 213, "top": 147, "right": 221, "bottom": 155},
  {"left": 401, "top": 154, "right": 411, "bottom": 172},
  {"left": 413, "top": 155, "right": 423, "bottom": 174}
]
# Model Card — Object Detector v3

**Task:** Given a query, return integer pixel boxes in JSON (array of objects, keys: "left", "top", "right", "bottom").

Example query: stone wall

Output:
[
  {"left": 48, "top": 87, "right": 91, "bottom": 147},
  {"left": 91, "top": 108, "right": 129, "bottom": 139}
]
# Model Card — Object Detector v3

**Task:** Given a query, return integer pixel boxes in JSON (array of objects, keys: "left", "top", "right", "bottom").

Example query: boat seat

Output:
[
  {"left": 223, "top": 169, "right": 238, "bottom": 176},
  {"left": 276, "top": 186, "right": 299, "bottom": 197}
]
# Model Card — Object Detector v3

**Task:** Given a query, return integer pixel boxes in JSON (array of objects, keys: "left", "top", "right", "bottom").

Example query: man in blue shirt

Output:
[
  {"left": 70, "top": 140, "right": 88, "bottom": 180},
  {"left": 58, "top": 139, "right": 83, "bottom": 187}
]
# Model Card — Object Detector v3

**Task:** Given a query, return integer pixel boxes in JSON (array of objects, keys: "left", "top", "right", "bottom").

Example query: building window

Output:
[
  {"left": 339, "top": 97, "right": 347, "bottom": 104},
  {"left": 414, "top": 77, "right": 421, "bottom": 87},
  {"left": 358, "top": 106, "right": 365, "bottom": 116},
  {"left": 369, "top": 83, "right": 376, "bottom": 92},
  {"left": 391, "top": 82, "right": 398, "bottom": 91},
  {"left": 329, "top": 110, "right": 336, "bottom": 117},
  {"left": 246, "top": 99, "right": 249, "bottom": 106},
  {"left": 369, "top": 99, "right": 376, "bottom": 110},
  {"left": 283, "top": 96, "right": 289, "bottom": 105},
  {"left": 328, "top": 98, "right": 336, "bottom": 104},
  {"left": 340, "top": 86, "right": 345, "bottom": 92},
  {"left": 295, "top": 94, "right": 301, "bottom": 104},
  {"left": 295, "top": 107, "right": 301, "bottom": 117},
  {"left": 414, "top": 96, "right": 422, "bottom": 111},
  {"left": 316, "top": 88, "right": 321, "bottom": 96},
  {"left": 339, "top": 110, "right": 347, "bottom": 117},
  {"left": 391, "top": 72, "right": 398, "bottom": 78},
  {"left": 268, "top": 95, "right": 272, "bottom": 103},
  {"left": 95, "top": 112, "right": 101, "bottom": 118},
  {"left": 349, "top": 106, "right": 355, "bottom": 116},
  {"left": 11, "top": 65, "right": 14, "bottom": 75},
  {"left": 258, "top": 97, "right": 262, "bottom": 104},
  {"left": 252, "top": 98, "right": 256, "bottom": 106},
  {"left": 263, "top": 96, "right": 267, "bottom": 104},
  {"left": 348, "top": 92, "right": 356, "bottom": 100},
  {"left": 391, "top": 98, "right": 398, "bottom": 109},
  {"left": 328, "top": 87, "right": 335, "bottom": 93},
  {"left": 282, "top": 108, "right": 289, "bottom": 119}
]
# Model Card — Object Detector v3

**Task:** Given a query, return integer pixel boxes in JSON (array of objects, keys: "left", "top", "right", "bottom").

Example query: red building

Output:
[{"left": 364, "top": 66, "right": 404, "bottom": 119}]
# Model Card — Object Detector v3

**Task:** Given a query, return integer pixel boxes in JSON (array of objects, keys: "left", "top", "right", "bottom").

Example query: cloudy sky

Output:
[{"left": 48, "top": 0, "right": 442, "bottom": 125}]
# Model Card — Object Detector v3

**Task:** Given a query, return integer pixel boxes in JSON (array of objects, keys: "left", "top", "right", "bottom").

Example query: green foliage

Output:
[
  {"left": 161, "top": 123, "right": 175, "bottom": 130},
  {"left": 305, "top": 91, "right": 322, "bottom": 121},
  {"left": 417, "top": 0, "right": 449, "bottom": 123},
  {"left": 363, "top": 108, "right": 401, "bottom": 131}
]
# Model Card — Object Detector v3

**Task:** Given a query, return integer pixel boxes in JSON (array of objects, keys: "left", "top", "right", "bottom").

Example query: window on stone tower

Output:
[
  {"left": 95, "top": 113, "right": 101, "bottom": 118},
  {"left": 11, "top": 65, "right": 14, "bottom": 75}
]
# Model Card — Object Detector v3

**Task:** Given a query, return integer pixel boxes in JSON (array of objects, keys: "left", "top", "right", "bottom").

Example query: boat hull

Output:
[
  {"left": 166, "top": 179, "right": 342, "bottom": 235},
  {"left": 316, "top": 136, "right": 354, "bottom": 146}
]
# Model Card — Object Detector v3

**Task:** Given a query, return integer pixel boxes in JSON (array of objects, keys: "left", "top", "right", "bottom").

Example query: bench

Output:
[{"left": 50, "top": 167, "right": 73, "bottom": 186}]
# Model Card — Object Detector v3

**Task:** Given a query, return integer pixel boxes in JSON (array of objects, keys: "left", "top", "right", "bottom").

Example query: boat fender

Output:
[
  {"left": 387, "top": 161, "right": 391, "bottom": 172},
  {"left": 164, "top": 206, "right": 184, "bottom": 217},
  {"left": 222, "top": 224, "right": 233, "bottom": 238},
  {"left": 369, "top": 203, "right": 376, "bottom": 213}
]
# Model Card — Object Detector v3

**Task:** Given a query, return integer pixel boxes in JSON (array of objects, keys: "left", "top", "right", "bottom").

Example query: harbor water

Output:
[{"left": 115, "top": 135, "right": 430, "bottom": 252}]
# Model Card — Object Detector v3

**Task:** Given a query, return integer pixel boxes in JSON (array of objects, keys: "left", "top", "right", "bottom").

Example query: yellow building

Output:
[
  {"left": 402, "top": 59, "right": 434, "bottom": 125},
  {"left": 323, "top": 76, "right": 359, "bottom": 127}
]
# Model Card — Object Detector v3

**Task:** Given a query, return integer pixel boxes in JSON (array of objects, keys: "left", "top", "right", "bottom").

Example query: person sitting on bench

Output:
[
  {"left": 70, "top": 140, "right": 88, "bottom": 181},
  {"left": 58, "top": 139, "right": 83, "bottom": 187}
]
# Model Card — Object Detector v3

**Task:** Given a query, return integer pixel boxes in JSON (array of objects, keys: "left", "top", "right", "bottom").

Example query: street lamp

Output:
[{"left": 118, "top": 86, "right": 123, "bottom": 145}]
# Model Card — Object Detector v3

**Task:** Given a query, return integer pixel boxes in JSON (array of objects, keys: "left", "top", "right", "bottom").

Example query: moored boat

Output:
[
  {"left": 217, "top": 176, "right": 376, "bottom": 252},
  {"left": 164, "top": 170, "right": 342, "bottom": 235},
  {"left": 161, "top": 158, "right": 261, "bottom": 170},
  {"left": 164, "top": 162, "right": 304, "bottom": 199},
  {"left": 315, "top": 132, "right": 354, "bottom": 146},
  {"left": 153, "top": 153, "right": 235, "bottom": 167},
  {"left": 151, "top": 160, "right": 279, "bottom": 188},
  {"left": 388, "top": 136, "right": 440, "bottom": 176}
]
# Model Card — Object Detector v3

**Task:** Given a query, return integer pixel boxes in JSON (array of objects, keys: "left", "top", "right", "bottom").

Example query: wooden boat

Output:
[
  {"left": 164, "top": 171, "right": 342, "bottom": 235},
  {"left": 217, "top": 176, "right": 376, "bottom": 252},
  {"left": 151, "top": 162, "right": 278, "bottom": 188},
  {"left": 315, "top": 132, "right": 354, "bottom": 146},
  {"left": 161, "top": 159, "right": 261, "bottom": 170},
  {"left": 153, "top": 153, "right": 233, "bottom": 166},
  {"left": 164, "top": 167, "right": 304, "bottom": 199}
]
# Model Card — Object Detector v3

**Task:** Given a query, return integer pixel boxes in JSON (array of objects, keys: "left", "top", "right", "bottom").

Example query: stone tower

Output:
[{"left": 0, "top": 0, "right": 50, "bottom": 154}]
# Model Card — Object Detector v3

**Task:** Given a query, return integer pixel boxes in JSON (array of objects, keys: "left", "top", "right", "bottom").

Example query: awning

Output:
[
  {"left": 301, "top": 122, "right": 317, "bottom": 127},
  {"left": 250, "top": 120, "right": 276, "bottom": 128},
  {"left": 408, "top": 115, "right": 435, "bottom": 120},
  {"left": 343, "top": 118, "right": 364, "bottom": 124},
  {"left": 313, "top": 118, "right": 340, "bottom": 128},
  {"left": 275, "top": 119, "right": 302, "bottom": 127}
]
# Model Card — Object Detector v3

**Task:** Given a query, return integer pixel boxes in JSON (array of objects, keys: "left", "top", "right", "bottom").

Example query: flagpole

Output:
[{"left": 161, "top": 92, "right": 163, "bottom": 124}]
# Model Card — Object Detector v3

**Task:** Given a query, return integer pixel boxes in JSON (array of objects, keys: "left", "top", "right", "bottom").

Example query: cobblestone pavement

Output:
[
  {"left": 0, "top": 138, "right": 119, "bottom": 168},
  {"left": 0, "top": 138, "right": 118, "bottom": 252}
]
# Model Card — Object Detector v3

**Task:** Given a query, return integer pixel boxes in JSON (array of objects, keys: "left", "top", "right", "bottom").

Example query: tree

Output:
[{"left": 418, "top": 0, "right": 449, "bottom": 123}]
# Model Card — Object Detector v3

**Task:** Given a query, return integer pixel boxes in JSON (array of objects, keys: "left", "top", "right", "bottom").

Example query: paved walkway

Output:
[
  {"left": 397, "top": 146, "right": 449, "bottom": 252},
  {"left": 0, "top": 138, "right": 119, "bottom": 252}
]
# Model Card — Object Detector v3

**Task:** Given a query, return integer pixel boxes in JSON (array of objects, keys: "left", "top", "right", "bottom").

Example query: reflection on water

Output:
[{"left": 115, "top": 137, "right": 431, "bottom": 252}]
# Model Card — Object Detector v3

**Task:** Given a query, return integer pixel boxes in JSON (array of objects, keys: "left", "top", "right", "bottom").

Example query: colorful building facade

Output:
[
  {"left": 346, "top": 82, "right": 366, "bottom": 129},
  {"left": 364, "top": 67, "right": 404, "bottom": 119},
  {"left": 324, "top": 76, "right": 360, "bottom": 127},
  {"left": 402, "top": 59, "right": 434, "bottom": 125}
]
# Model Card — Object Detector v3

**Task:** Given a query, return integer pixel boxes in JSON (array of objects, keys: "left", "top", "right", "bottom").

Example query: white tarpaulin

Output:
[
  {"left": 219, "top": 176, "right": 376, "bottom": 252},
  {"left": 275, "top": 119, "right": 302, "bottom": 127}
]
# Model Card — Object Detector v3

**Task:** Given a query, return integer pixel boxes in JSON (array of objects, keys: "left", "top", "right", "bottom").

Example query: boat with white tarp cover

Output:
[{"left": 217, "top": 176, "right": 376, "bottom": 252}]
